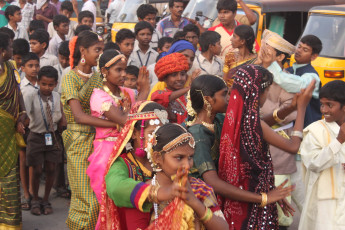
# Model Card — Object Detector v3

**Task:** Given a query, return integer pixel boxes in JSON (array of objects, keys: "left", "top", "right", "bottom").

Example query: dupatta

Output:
[{"left": 218, "top": 65, "right": 278, "bottom": 230}]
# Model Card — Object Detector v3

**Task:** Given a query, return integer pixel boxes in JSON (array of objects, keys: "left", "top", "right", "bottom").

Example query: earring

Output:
[
  {"left": 81, "top": 56, "right": 86, "bottom": 65},
  {"left": 204, "top": 99, "right": 212, "bottom": 118},
  {"left": 135, "top": 120, "right": 146, "bottom": 157},
  {"left": 103, "top": 74, "right": 107, "bottom": 82}
]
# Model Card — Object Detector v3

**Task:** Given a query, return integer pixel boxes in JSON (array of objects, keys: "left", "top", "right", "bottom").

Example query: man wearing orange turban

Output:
[{"left": 151, "top": 53, "right": 190, "bottom": 124}]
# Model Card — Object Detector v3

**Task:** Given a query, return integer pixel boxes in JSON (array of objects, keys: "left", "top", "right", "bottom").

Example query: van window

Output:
[
  {"left": 116, "top": 0, "right": 145, "bottom": 22},
  {"left": 302, "top": 14, "right": 345, "bottom": 58}
]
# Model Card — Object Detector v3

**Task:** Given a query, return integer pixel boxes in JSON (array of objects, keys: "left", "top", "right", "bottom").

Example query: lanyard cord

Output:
[
  {"left": 196, "top": 55, "right": 222, "bottom": 75},
  {"left": 137, "top": 50, "right": 151, "bottom": 67}
]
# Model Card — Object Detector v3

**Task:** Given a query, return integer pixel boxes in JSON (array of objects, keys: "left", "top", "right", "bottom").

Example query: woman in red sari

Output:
[{"left": 218, "top": 64, "right": 316, "bottom": 229}]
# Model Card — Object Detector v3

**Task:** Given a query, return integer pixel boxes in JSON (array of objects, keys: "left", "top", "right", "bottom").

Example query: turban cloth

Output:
[
  {"left": 154, "top": 53, "right": 189, "bottom": 81},
  {"left": 158, "top": 40, "right": 196, "bottom": 60}
]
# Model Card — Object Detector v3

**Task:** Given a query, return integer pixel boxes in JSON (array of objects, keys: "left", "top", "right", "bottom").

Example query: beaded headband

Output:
[
  {"left": 104, "top": 54, "right": 127, "bottom": 68},
  {"left": 261, "top": 81, "right": 271, "bottom": 89},
  {"left": 128, "top": 109, "right": 169, "bottom": 125}
]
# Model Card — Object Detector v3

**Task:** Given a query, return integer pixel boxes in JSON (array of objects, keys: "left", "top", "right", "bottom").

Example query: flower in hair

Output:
[{"left": 69, "top": 36, "right": 78, "bottom": 69}]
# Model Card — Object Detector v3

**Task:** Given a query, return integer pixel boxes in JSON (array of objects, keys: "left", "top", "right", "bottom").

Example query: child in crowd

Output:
[
  {"left": 116, "top": 28, "right": 135, "bottom": 60},
  {"left": 12, "top": 38, "right": 30, "bottom": 79},
  {"left": 183, "top": 24, "right": 200, "bottom": 55},
  {"left": 47, "top": 14, "right": 69, "bottom": 56},
  {"left": 77, "top": 10, "right": 94, "bottom": 29},
  {"left": 11, "top": 0, "right": 34, "bottom": 31},
  {"left": 4, "top": 5, "right": 29, "bottom": 40},
  {"left": 129, "top": 21, "right": 158, "bottom": 68},
  {"left": 0, "top": 27, "right": 15, "bottom": 41},
  {"left": 29, "top": 29, "right": 59, "bottom": 68},
  {"left": 136, "top": 4, "right": 160, "bottom": 48},
  {"left": 33, "top": 0, "right": 58, "bottom": 29},
  {"left": 19, "top": 52, "right": 40, "bottom": 211},
  {"left": 25, "top": 66, "right": 65, "bottom": 215},
  {"left": 28, "top": 20, "right": 45, "bottom": 35},
  {"left": 48, "top": 1, "right": 77, "bottom": 40},
  {"left": 157, "top": 36, "right": 173, "bottom": 54},
  {"left": 192, "top": 30, "right": 223, "bottom": 76},
  {"left": 173, "top": 30, "right": 186, "bottom": 42},
  {"left": 74, "top": 24, "right": 92, "bottom": 35},
  {"left": 103, "top": 42, "right": 120, "bottom": 51},
  {"left": 124, "top": 65, "right": 139, "bottom": 89},
  {"left": 299, "top": 80, "right": 345, "bottom": 229},
  {"left": 54, "top": 40, "right": 69, "bottom": 93}
]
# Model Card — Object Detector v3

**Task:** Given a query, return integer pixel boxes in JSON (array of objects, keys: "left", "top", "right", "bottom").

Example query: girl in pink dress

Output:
[{"left": 87, "top": 50, "right": 150, "bottom": 229}]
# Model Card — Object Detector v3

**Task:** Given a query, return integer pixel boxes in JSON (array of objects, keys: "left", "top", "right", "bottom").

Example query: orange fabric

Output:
[
  {"left": 69, "top": 36, "right": 78, "bottom": 68},
  {"left": 154, "top": 53, "right": 189, "bottom": 81}
]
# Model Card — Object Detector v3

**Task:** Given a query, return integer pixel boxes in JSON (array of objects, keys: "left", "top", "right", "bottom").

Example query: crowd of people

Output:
[{"left": 0, "top": 0, "right": 345, "bottom": 229}]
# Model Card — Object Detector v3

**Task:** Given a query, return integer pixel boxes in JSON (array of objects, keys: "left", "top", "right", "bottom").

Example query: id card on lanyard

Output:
[{"left": 38, "top": 91, "right": 54, "bottom": 146}]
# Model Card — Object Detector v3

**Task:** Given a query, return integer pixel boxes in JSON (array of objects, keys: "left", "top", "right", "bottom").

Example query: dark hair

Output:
[
  {"left": 99, "top": 49, "right": 122, "bottom": 75},
  {"left": 137, "top": 4, "right": 158, "bottom": 19},
  {"left": 61, "top": 1, "right": 74, "bottom": 12},
  {"left": 169, "top": 0, "right": 184, "bottom": 8},
  {"left": 199, "top": 31, "right": 221, "bottom": 52},
  {"left": 13, "top": 39, "right": 30, "bottom": 56},
  {"left": 158, "top": 37, "right": 173, "bottom": 50},
  {"left": 257, "top": 65, "right": 273, "bottom": 93},
  {"left": 173, "top": 31, "right": 186, "bottom": 42},
  {"left": 152, "top": 123, "right": 188, "bottom": 152},
  {"left": 53, "top": 14, "right": 70, "bottom": 28},
  {"left": 5, "top": 5, "right": 20, "bottom": 20},
  {"left": 300, "top": 35, "right": 323, "bottom": 55},
  {"left": 38, "top": 66, "right": 58, "bottom": 82},
  {"left": 234, "top": 25, "right": 255, "bottom": 54},
  {"left": 0, "top": 27, "right": 15, "bottom": 40},
  {"left": 0, "top": 32, "right": 10, "bottom": 50},
  {"left": 22, "top": 52, "right": 39, "bottom": 66},
  {"left": 29, "top": 20, "right": 45, "bottom": 33},
  {"left": 78, "top": 10, "right": 94, "bottom": 23},
  {"left": 189, "top": 75, "right": 227, "bottom": 114},
  {"left": 274, "top": 48, "right": 290, "bottom": 65},
  {"left": 134, "top": 102, "right": 166, "bottom": 131},
  {"left": 104, "top": 42, "right": 120, "bottom": 51},
  {"left": 320, "top": 80, "right": 345, "bottom": 106},
  {"left": 75, "top": 24, "right": 92, "bottom": 35},
  {"left": 217, "top": 0, "right": 237, "bottom": 13},
  {"left": 116, "top": 28, "right": 135, "bottom": 44},
  {"left": 183, "top": 24, "right": 200, "bottom": 37},
  {"left": 126, "top": 65, "right": 139, "bottom": 78},
  {"left": 29, "top": 29, "right": 50, "bottom": 50},
  {"left": 58, "top": 41, "right": 70, "bottom": 57},
  {"left": 134, "top": 21, "right": 153, "bottom": 35}
]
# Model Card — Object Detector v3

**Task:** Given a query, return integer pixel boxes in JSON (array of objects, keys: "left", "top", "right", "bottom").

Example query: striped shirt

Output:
[{"left": 156, "top": 16, "right": 190, "bottom": 38}]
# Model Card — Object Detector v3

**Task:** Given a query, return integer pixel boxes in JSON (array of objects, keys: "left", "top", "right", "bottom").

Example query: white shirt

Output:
[
  {"left": 81, "top": 0, "right": 96, "bottom": 31},
  {"left": 53, "top": 63, "right": 69, "bottom": 94},
  {"left": 20, "top": 76, "right": 38, "bottom": 98},
  {"left": 48, "top": 20, "right": 77, "bottom": 40},
  {"left": 147, "top": 63, "right": 157, "bottom": 90},
  {"left": 5, "top": 23, "right": 29, "bottom": 40},
  {"left": 40, "top": 52, "right": 59, "bottom": 68},
  {"left": 11, "top": 1, "right": 34, "bottom": 30},
  {"left": 192, "top": 53, "right": 224, "bottom": 77},
  {"left": 106, "top": 0, "right": 124, "bottom": 23},
  {"left": 128, "top": 43, "right": 158, "bottom": 68},
  {"left": 47, "top": 34, "right": 66, "bottom": 56}
]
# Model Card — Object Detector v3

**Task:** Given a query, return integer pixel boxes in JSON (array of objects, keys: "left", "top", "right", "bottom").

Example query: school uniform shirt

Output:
[
  {"left": 81, "top": 0, "right": 96, "bottom": 31},
  {"left": 53, "top": 63, "right": 68, "bottom": 94},
  {"left": 40, "top": 51, "right": 59, "bottom": 68},
  {"left": 11, "top": 1, "right": 34, "bottom": 30},
  {"left": 4, "top": 23, "right": 29, "bottom": 40},
  {"left": 25, "top": 90, "right": 62, "bottom": 133},
  {"left": 47, "top": 20, "right": 77, "bottom": 40},
  {"left": 156, "top": 15, "right": 190, "bottom": 38},
  {"left": 20, "top": 76, "right": 38, "bottom": 98},
  {"left": 47, "top": 34, "right": 66, "bottom": 56},
  {"left": 192, "top": 53, "right": 224, "bottom": 77},
  {"left": 128, "top": 43, "right": 158, "bottom": 68},
  {"left": 106, "top": 0, "right": 124, "bottom": 23}
]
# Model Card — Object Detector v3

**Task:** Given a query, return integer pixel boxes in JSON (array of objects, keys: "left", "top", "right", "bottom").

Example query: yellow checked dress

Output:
[{"left": 61, "top": 70, "right": 102, "bottom": 230}]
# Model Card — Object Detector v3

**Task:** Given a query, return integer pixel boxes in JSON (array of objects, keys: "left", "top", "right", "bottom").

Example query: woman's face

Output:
[
  {"left": 210, "top": 88, "right": 229, "bottom": 114},
  {"left": 231, "top": 33, "right": 244, "bottom": 49},
  {"left": 103, "top": 60, "right": 127, "bottom": 87},
  {"left": 165, "top": 71, "right": 187, "bottom": 91},
  {"left": 81, "top": 41, "right": 104, "bottom": 67},
  {"left": 180, "top": 49, "right": 195, "bottom": 70},
  {"left": 259, "top": 87, "right": 270, "bottom": 108},
  {"left": 133, "top": 123, "right": 160, "bottom": 156},
  {"left": 156, "top": 144, "right": 194, "bottom": 178}
]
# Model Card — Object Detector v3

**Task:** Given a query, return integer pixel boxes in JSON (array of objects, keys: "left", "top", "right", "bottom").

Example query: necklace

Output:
[
  {"left": 103, "top": 84, "right": 131, "bottom": 112},
  {"left": 202, "top": 121, "right": 215, "bottom": 132},
  {"left": 76, "top": 67, "right": 93, "bottom": 78}
]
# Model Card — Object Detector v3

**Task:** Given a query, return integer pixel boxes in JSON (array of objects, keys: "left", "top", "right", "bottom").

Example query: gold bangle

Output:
[
  {"left": 19, "top": 111, "right": 27, "bottom": 116},
  {"left": 273, "top": 109, "right": 285, "bottom": 124},
  {"left": 148, "top": 184, "right": 160, "bottom": 203},
  {"left": 200, "top": 207, "right": 213, "bottom": 224},
  {"left": 260, "top": 192, "right": 268, "bottom": 208}
]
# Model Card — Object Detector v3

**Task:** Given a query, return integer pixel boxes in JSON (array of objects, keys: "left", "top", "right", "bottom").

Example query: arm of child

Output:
[
  {"left": 237, "top": 0, "right": 257, "bottom": 25},
  {"left": 136, "top": 66, "right": 150, "bottom": 101}
]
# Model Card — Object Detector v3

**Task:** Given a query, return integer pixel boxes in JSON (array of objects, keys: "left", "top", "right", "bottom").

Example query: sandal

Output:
[
  {"left": 21, "top": 195, "right": 32, "bottom": 211},
  {"left": 56, "top": 187, "right": 71, "bottom": 199},
  {"left": 30, "top": 200, "right": 41, "bottom": 216},
  {"left": 41, "top": 201, "right": 53, "bottom": 215}
]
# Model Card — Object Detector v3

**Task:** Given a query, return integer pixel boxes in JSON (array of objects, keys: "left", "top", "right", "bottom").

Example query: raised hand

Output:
[
  {"left": 267, "top": 179, "right": 295, "bottom": 204},
  {"left": 137, "top": 66, "right": 150, "bottom": 93}
]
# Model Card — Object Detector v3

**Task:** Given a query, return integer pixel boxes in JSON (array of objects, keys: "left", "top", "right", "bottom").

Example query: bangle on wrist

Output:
[
  {"left": 148, "top": 184, "right": 160, "bottom": 203},
  {"left": 200, "top": 207, "right": 213, "bottom": 224},
  {"left": 273, "top": 109, "right": 285, "bottom": 124},
  {"left": 291, "top": 130, "right": 303, "bottom": 139},
  {"left": 260, "top": 192, "right": 268, "bottom": 208}
]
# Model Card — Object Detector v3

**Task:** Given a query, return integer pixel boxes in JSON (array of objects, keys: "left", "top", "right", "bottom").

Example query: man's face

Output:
[
  {"left": 185, "top": 31, "right": 198, "bottom": 49},
  {"left": 170, "top": 2, "right": 184, "bottom": 17},
  {"left": 142, "top": 13, "right": 156, "bottom": 28},
  {"left": 80, "top": 17, "right": 93, "bottom": 28},
  {"left": 295, "top": 42, "right": 316, "bottom": 64},
  {"left": 218, "top": 9, "right": 236, "bottom": 27}
]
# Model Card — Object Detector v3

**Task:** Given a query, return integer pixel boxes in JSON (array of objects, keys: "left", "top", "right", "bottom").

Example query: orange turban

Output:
[{"left": 154, "top": 53, "right": 189, "bottom": 81}]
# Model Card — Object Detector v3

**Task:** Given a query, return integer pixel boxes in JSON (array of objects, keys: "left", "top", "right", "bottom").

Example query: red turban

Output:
[{"left": 154, "top": 53, "right": 189, "bottom": 81}]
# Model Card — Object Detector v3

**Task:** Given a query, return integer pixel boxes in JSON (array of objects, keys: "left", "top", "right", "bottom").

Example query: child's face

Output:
[
  {"left": 21, "top": 59, "right": 40, "bottom": 78},
  {"left": 320, "top": 98, "right": 345, "bottom": 126},
  {"left": 124, "top": 73, "right": 137, "bottom": 89},
  {"left": 210, "top": 40, "right": 222, "bottom": 56},
  {"left": 165, "top": 71, "right": 187, "bottom": 91},
  {"left": 118, "top": 38, "right": 135, "bottom": 58},
  {"left": 80, "top": 17, "right": 93, "bottom": 28},
  {"left": 103, "top": 60, "right": 127, "bottom": 88},
  {"left": 142, "top": 13, "right": 156, "bottom": 28},
  {"left": 38, "top": 76, "right": 57, "bottom": 96},
  {"left": 136, "top": 28, "right": 152, "bottom": 47},
  {"left": 295, "top": 42, "right": 317, "bottom": 64},
  {"left": 158, "top": 42, "right": 172, "bottom": 53},
  {"left": 80, "top": 41, "right": 104, "bottom": 67},
  {"left": 185, "top": 31, "right": 199, "bottom": 49},
  {"left": 10, "top": 10, "right": 22, "bottom": 23},
  {"left": 61, "top": 9, "right": 73, "bottom": 18},
  {"left": 58, "top": 54, "right": 69, "bottom": 69},
  {"left": 30, "top": 39, "right": 46, "bottom": 55},
  {"left": 218, "top": 9, "right": 236, "bottom": 27},
  {"left": 209, "top": 88, "right": 229, "bottom": 114},
  {"left": 231, "top": 33, "right": 244, "bottom": 49},
  {"left": 180, "top": 49, "right": 195, "bottom": 70},
  {"left": 13, "top": 54, "right": 22, "bottom": 68},
  {"left": 55, "top": 22, "right": 69, "bottom": 36}
]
